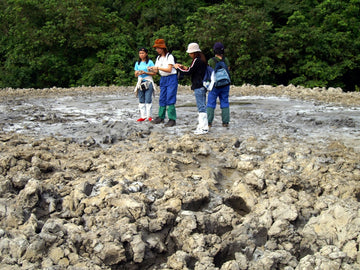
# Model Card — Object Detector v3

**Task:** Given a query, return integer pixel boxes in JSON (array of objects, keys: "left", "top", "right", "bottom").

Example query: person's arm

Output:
[
  {"left": 175, "top": 59, "right": 198, "bottom": 73},
  {"left": 134, "top": 63, "right": 140, "bottom": 77},
  {"left": 224, "top": 57, "right": 231, "bottom": 71},
  {"left": 144, "top": 70, "right": 157, "bottom": 76},
  {"left": 135, "top": 70, "right": 156, "bottom": 77},
  {"left": 174, "top": 63, "right": 188, "bottom": 70},
  {"left": 152, "top": 64, "right": 173, "bottom": 73},
  {"left": 138, "top": 61, "right": 156, "bottom": 76}
]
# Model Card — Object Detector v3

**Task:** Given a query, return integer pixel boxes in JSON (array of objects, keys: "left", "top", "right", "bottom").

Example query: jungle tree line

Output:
[{"left": 0, "top": 0, "right": 359, "bottom": 91}]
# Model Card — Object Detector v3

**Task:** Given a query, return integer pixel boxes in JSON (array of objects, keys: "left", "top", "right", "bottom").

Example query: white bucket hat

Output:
[{"left": 186, "top": 43, "right": 201, "bottom": 53}]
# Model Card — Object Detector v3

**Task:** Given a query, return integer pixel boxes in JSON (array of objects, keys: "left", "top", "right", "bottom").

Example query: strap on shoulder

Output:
[{"left": 213, "top": 56, "right": 226, "bottom": 64}]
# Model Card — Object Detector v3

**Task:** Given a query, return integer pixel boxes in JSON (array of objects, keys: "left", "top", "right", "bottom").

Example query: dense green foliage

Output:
[{"left": 0, "top": 0, "right": 359, "bottom": 91}]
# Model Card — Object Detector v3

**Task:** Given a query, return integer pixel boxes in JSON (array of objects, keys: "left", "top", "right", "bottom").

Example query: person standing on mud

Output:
[
  {"left": 148, "top": 39, "right": 178, "bottom": 127},
  {"left": 134, "top": 47, "right": 157, "bottom": 122},
  {"left": 174, "top": 43, "right": 209, "bottom": 134},
  {"left": 207, "top": 42, "right": 231, "bottom": 128}
]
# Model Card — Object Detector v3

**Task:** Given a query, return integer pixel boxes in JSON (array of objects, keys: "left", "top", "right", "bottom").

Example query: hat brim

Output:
[
  {"left": 153, "top": 44, "right": 167, "bottom": 49},
  {"left": 186, "top": 49, "right": 201, "bottom": 53}
]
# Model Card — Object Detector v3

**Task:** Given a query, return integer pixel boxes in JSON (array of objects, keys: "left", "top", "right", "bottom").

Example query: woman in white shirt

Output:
[{"left": 148, "top": 39, "right": 178, "bottom": 127}]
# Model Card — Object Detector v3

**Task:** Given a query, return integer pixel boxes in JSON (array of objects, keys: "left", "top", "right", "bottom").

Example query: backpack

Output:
[
  {"left": 213, "top": 57, "right": 230, "bottom": 88},
  {"left": 203, "top": 65, "right": 215, "bottom": 91}
]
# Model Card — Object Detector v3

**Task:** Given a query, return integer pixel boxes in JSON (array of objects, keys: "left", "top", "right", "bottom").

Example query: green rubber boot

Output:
[
  {"left": 167, "top": 104, "right": 177, "bottom": 120},
  {"left": 221, "top": 107, "right": 230, "bottom": 126},
  {"left": 207, "top": 107, "right": 215, "bottom": 126},
  {"left": 153, "top": 106, "right": 166, "bottom": 124},
  {"left": 158, "top": 106, "right": 166, "bottom": 119}
]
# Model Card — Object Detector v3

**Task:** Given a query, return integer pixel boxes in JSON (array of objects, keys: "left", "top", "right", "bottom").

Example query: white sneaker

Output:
[{"left": 194, "top": 128, "right": 208, "bottom": 135}]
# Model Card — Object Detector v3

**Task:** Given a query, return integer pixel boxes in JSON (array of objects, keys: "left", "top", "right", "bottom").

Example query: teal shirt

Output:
[{"left": 134, "top": 60, "right": 155, "bottom": 79}]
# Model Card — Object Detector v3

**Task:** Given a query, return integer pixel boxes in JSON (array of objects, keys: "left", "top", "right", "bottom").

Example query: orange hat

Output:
[{"left": 153, "top": 39, "right": 167, "bottom": 49}]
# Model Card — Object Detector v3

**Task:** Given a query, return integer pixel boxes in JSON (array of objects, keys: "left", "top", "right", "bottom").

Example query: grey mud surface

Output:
[{"left": 0, "top": 86, "right": 359, "bottom": 152}]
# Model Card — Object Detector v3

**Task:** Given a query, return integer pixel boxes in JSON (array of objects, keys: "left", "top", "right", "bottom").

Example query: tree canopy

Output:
[{"left": 0, "top": 0, "right": 359, "bottom": 91}]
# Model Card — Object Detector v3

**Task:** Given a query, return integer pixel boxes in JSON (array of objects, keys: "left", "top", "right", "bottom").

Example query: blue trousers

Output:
[
  {"left": 207, "top": 85, "right": 230, "bottom": 109},
  {"left": 159, "top": 74, "right": 178, "bottom": 106}
]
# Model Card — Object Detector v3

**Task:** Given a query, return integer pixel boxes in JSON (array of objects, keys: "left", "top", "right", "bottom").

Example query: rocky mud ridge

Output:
[{"left": 0, "top": 85, "right": 359, "bottom": 269}]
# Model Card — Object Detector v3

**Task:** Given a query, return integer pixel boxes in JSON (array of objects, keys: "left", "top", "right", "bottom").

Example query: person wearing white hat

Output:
[{"left": 174, "top": 43, "right": 209, "bottom": 134}]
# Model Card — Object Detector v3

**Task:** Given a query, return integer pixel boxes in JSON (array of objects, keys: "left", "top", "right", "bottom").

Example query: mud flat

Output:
[{"left": 0, "top": 85, "right": 359, "bottom": 269}]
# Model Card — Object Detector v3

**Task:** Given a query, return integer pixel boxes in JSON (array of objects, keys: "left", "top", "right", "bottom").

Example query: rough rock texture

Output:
[{"left": 0, "top": 85, "right": 359, "bottom": 269}]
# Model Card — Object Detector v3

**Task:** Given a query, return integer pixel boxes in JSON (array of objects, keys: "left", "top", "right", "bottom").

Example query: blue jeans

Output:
[
  {"left": 138, "top": 82, "right": 153, "bottom": 104},
  {"left": 207, "top": 85, "right": 230, "bottom": 109},
  {"left": 194, "top": 87, "right": 207, "bottom": 113}
]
